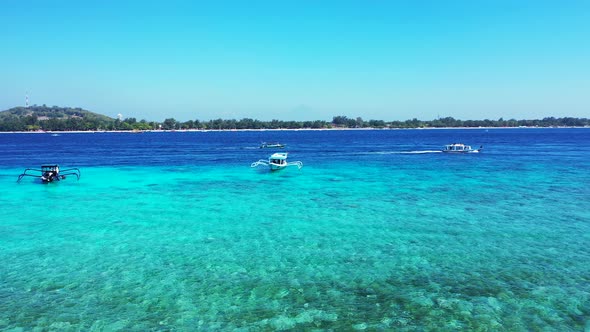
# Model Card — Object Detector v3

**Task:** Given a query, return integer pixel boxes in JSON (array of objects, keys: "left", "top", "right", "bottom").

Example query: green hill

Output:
[
  {"left": 0, "top": 105, "right": 113, "bottom": 122},
  {"left": 0, "top": 105, "right": 115, "bottom": 131}
]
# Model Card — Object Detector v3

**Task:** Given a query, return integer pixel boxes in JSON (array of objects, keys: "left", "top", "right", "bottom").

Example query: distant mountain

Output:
[{"left": 0, "top": 105, "right": 114, "bottom": 122}]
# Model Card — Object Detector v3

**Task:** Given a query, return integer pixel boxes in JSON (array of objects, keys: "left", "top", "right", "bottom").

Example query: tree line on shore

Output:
[{"left": 0, "top": 105, "right": 588, "bottom": 131}]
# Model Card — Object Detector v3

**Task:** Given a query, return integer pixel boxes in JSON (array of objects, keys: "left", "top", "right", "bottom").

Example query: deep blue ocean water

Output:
[{"left": 1, "top": 128, "right": 589, "bottom": 331}]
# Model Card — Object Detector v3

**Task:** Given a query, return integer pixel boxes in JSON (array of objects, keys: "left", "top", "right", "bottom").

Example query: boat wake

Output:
[
  {"left": 370, "top": 150, "right": 442, "bottom": 155},
  {"left": 403, "top": 150, "right": 442, "bottom": 154}
]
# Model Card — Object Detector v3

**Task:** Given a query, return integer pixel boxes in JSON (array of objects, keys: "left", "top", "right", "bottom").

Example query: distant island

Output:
[{"left": 0, "top": 105, "right": 588, "bottom": 132}]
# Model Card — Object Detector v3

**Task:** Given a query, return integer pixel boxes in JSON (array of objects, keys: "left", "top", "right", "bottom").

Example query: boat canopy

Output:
[{"left": 270, "top": 153, "right": 287, "bottom": 160}]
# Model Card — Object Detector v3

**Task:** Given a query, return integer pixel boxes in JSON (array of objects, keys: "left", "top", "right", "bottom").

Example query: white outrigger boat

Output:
[
  {"left": 442, "top": 143, "right": 483, "bottom": 153},
  {"left": 17, "top": 165, "right": 80, "bottom": 183},
  {"left": 251, "top": 152, "right": 303, "bottom": 171}
]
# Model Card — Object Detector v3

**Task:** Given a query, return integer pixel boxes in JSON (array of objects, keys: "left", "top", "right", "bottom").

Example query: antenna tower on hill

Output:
[{"left": 25, "top": 92, "right": 29, "bottom": 108}]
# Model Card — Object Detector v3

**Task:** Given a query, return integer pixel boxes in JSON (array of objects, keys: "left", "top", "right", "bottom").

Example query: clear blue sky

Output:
[{"left": 1, "top": 1, "right": 588, "bottom": 121}]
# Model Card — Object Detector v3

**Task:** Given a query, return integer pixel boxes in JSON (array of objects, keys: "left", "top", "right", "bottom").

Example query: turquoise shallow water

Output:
[{"left": 1, "top": 129, "right": 589, "bottom": 331}]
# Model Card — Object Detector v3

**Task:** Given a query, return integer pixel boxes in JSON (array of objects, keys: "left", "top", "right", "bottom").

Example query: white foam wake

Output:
[
  {"left": 402, "top": 150, "right": 442, "bottom": 154},
  {"left": 369, "top": 150, "right": 442, "bottom": 155}
]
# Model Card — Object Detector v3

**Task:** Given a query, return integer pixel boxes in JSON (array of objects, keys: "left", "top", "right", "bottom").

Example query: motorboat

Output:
[
  {"left": 260, "top": 142, "right": 286, "bottom": 149},
  {"left": 251, "top": 152, "right": 303, "bottom": 171},
  {"left": 442, "top": 143, "right": 482, "bottom": 153}
]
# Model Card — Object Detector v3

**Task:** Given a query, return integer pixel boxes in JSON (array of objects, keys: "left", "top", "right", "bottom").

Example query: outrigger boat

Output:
[
  {"left": 260, "top": 142, "right": 286, "bottom": 149},
  {"left": 251, "top": 152, "right": 303, "bottom": 171},
  {"left": 442, "top": 143, "right": 483, "bottom": 153},
  {"left": 17, "top": 165, "right": 80, "bottom": 183}
]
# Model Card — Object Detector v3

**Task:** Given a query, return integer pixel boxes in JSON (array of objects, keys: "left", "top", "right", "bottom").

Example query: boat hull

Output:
[
  {"left": 269, "top": 164, "right": 286, "bottom": 171},
  {"left": 442, "top": 150, "right": 480, "bottom": 153}
]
